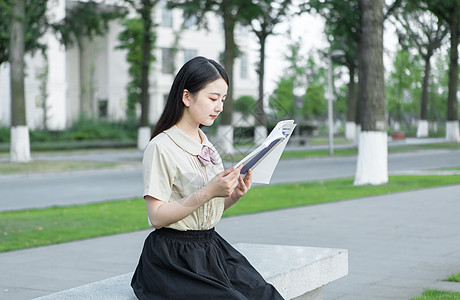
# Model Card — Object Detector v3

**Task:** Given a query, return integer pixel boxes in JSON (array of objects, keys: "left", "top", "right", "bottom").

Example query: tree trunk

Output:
[
  {"left": 355, "top": 34, "right": 363, "bottom": 138},
  {"left": 216, "top": 0, "right": 236, "bottom": 155},
  {"left": 346, "top": 65, "right": 356, "bottom": 123},
  {"left": 420, "top": 55, "right": 431, "bottom": 121},
  {"left": 10, "top": 0, "right": 31, "bottom": 163},
  {"left": 354, "top": 0, "right": 387, "bottom": 185},
  {"left": 78, "top": 41, "right": 89, "bottom": 117},
  {"left": 445, "top": 3, "right": 459, "bottom": 142},
  {"left": 417, "top": 55, "right": 431, "bottom": 138},
  {"left": 255, "top": 32, "right": 267, "bottom": 145},
  {"left": 345, "top": 64, "right": 356, "bottom": 141},
  {"left": 140, "top": 0, "right": 152, "bottom": 128},
  {"left": 360, "top": 4, "right": 385, "bottom": 133},
  {"left": 138, "top": 0, "right": 153, "bottom": 150}
]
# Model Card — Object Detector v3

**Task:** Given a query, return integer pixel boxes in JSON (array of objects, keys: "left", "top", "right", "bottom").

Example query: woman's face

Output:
[{"left": 185, "top": 78, "right": 228, "bottom": 126}]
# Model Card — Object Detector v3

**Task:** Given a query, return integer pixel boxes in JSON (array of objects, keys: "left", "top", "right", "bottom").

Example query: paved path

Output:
[
  {"left": 1, "top": 147, "right": 459, "bottom": 212},
  {"left": 1, "top": 184, "right": 460, "bottom": 300},
  {"left": 1, "top": 138, "right": 460, "bottom": 299}
]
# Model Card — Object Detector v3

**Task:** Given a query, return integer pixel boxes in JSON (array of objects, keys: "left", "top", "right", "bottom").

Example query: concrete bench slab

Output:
[{"left": 34, "top": 243, "right": 348, "bottom": 300}]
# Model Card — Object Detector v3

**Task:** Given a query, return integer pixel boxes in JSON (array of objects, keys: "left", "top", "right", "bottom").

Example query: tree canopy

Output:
[{"left": 0, "top": 0, "right": 48, "bottom": 65}]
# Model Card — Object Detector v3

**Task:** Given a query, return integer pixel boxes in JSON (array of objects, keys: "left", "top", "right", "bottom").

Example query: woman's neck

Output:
[{"left": 175, "top": 119, "right": 202, "bottom": 144}]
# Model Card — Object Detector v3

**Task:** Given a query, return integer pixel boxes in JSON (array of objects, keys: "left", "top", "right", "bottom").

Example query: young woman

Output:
[{"left": 131, "top": 56, "right": 283, "bottom": 299}]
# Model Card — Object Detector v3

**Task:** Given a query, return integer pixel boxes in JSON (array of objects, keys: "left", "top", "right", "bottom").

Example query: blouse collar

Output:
[{"left": 164, "top": 125, "right": 214, "bottom": 156}]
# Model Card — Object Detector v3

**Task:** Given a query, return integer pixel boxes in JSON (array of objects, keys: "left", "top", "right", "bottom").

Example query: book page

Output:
[{"left": 234, "top": 120, "right": 297, "bottom": 184}]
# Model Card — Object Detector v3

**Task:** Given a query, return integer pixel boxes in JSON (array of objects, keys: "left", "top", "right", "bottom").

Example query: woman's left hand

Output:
[{"left": 230, "top": 169, "right": 252, "bottom": 202}]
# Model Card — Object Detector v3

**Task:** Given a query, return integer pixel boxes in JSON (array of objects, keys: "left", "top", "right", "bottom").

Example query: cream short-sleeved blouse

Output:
[{"left": 142, "top": 125, "right": 226, "bottom": 231}]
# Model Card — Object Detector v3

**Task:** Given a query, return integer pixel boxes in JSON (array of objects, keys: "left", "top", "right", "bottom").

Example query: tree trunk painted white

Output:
[
  {"left": 254, "top": 125, "right": 267, "bottom": 146},
  {"left": 446, "top": 120, "right": 460, "bottom": 142},
  {"left": 137, "top": 126, "right": 151, "bottom": 151},
  {"left": 354, "top": 131, "right": 388, "bottom": 186},
  {"left": 10, "top": 126, "right": 31, "bottom": 162},
  {"left": 345, "top": 122, "right": 357, "bottom": 142},
  {"left": 416, "top": 120, "right": 429, "bottom": 138},
  {"left": 216, "top": 125, "right": 234, "bottom": 155},
  {"left": 355, "top": 124, "right": 361, "bottom": 145}
]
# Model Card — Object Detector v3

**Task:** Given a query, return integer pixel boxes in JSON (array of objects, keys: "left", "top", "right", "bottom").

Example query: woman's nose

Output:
[{"left": 215, "top": 101, "right": 223, "bottom": 112}]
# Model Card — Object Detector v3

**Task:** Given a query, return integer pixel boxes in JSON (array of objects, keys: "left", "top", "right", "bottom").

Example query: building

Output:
[{"left": 0, "top": 0, "right": 258, "bottom": 130}]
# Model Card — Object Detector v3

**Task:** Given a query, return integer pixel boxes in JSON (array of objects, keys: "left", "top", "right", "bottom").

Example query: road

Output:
[{"left": 1, "top": 148, "right": 459, "bottom": 212}]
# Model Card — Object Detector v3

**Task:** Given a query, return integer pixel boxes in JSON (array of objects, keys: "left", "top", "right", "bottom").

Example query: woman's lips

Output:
[{"left": 210, "top": 115, "right": 218, "bottom": 119}]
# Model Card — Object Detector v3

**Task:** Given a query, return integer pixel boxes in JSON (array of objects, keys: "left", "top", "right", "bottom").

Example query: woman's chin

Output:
[{"left": 203, "top": 119, "right": 215, "bottom": 126}]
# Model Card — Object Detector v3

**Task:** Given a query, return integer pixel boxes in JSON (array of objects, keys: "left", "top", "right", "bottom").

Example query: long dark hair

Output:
[{"left": 150, "top": 56, "right": 229, "bottom": 140}]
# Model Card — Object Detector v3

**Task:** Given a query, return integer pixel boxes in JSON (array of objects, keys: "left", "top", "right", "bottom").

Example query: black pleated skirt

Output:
[{"left": 131, "top": 227, "right": 284, "bottom": 300}]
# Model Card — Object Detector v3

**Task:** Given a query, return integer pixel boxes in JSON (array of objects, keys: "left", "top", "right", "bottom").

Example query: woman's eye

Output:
[{"left": 210, "top": 98, "right": 218, "bottom": 101}]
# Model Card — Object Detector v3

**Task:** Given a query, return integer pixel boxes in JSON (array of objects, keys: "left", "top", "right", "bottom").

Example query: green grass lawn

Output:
[
  {"left": 1, "top": 174, "right": 459, "bottom": 253},
  {"left": 229, "top": 142, "right": 459, "bottom": 162},
  {"left": 412, "top": 289, "right": 460, "bottom": 300},
  {"left": 440, "top": 167, "right": 460, "bottom": 171},
  {"left": 449, "top": 272, "right": 460, "bottom": 282},
  {"left": 0, "top": 161, "right": 123, "bottom": 174}
]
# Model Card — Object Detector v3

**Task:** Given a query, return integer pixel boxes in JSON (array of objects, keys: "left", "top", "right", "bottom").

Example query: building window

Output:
[
  {"left": 162, "top": 48, "right": 174, "bottom": 74},
  {"left": 183, "top": 49, "right": 197, "bottom": 64},
  {"left": 183, "top": 15, "right": 197, "bottom": 29},
  {"left": 240, "top": 52, "right": 248, "bottom": 79},
  {"left": 98, "top": 99, "right": 108, "bottom": 119},
  {"left": 161, "top": 0, "right": 173, "bottom": 28}
]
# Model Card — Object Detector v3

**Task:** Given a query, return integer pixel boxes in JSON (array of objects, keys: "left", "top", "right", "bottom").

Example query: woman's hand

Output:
[
  {"left": 206, "top": 165, "right": 243, "bottom": 198},
  {"left": 230, "top": 169, "right": 252, "bottom": 202},
  {"left": 223, "top": 168, "right": 252, "bottom": 211}
]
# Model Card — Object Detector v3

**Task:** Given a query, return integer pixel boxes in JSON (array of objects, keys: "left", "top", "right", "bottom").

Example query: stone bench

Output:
[{"left": 34, "top": 243, "right": 348, "bottom": 300}]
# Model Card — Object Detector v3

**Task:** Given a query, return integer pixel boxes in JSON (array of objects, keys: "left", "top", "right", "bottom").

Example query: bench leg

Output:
[{"left": 291, "top": 287, "right": 322, "bottom": 300}]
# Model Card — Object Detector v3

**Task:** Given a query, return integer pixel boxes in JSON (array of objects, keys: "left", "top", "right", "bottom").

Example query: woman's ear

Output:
[{"left": 182, "top": 89, "right": 191, "bottom": 107}]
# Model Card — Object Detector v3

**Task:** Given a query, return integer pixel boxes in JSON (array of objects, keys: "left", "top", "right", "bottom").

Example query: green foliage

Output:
[
  {"left": 117, "top": 17, "right": 155, "bottom": 118},
  {"left": 270, "top": 76, "right": 295, "bottom": 117},
  {"left": 421, "top": 0, "right": 460, "bottom": 32},
  {"left": 307, "top": 0, "right": 360, "bottom": 69},
  {"left": 302, "top": 57, "right": 327, "bottom": 120},
  {"left": 0, "top": 0, "right": 48, "bottom": 65},
  {"left": 0, "top": 118, "right": 138, "bottom": 144},
  {"left": 0, "top": 126, "right": 10, "bottom": 143},
  {"left": 428, "top": 54, "right": 449, "bottom": 122},
  {"left": 234, "top": 95, "right": 257, "bottom": 116},
  {"left": 270, "top": 48, "right": 330, "bottom": 121},
  {"left": 386, "top": 49, "right": 423, "bottom": 128},
  {"left": 302, "top": 83, "right": 326, "bottom": 119},
  {"left": 421, "top": 0, "right": 460, "bottom": 121},
  {"left": 58, "top": 117, "right": 137, "bottom": 141},
  {"left": 52, "top": 2, "right": 125, "bottom": 49}
]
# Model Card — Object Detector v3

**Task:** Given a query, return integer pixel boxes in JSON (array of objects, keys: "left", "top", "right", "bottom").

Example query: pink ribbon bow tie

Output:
[{"left": 198, "top": 145, "right": 218, "bottom": 166}]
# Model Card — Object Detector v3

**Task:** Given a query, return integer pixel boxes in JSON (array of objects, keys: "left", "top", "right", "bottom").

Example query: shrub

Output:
[
  {"left": 234, "top": 95, "right": 257, "bottom": 116},
  {"left": 0, "top": 127, "right": 10, "bottom": 143}
]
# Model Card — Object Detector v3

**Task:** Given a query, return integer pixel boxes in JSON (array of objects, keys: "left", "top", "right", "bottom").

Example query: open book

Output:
[{"left": 234, "top": 120, "right": 297, "bottom": 184}]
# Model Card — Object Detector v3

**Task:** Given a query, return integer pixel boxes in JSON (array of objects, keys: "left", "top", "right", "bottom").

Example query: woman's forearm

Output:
[
  {"left": 223, "top": 195, "right": 239, "bottom": 211},
  {"left": 146, "top": 187, "right": 215, "bottom": 229}
]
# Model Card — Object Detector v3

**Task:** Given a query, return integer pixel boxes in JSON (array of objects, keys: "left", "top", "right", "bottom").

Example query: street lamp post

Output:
[{"left": 327, "top": 49, "right": 345, "bottom": 156}]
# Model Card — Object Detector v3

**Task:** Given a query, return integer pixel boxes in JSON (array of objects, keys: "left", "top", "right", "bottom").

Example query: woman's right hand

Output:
[{"left": 206, "top": 165, "right": 243, "bottom": 198}]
